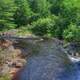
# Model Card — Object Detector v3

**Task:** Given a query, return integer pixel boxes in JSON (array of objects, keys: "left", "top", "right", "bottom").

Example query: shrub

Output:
[
  {"left": 50, "top": 16, "right": 69, "bottom": 39},
  {"left": 63, "top": 23, "right": 80, "bottom": 42},
  {"left": 31, "top": 15, "right": 58, "bottom": 37}
]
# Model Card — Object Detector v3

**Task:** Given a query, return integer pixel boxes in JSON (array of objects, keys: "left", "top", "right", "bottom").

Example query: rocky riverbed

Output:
[
  {"left": 0, "top": 36, "right": 80, "bottom": 80},
  {"left": 12, "top": 39, "right": 80, "bottom": 80},
  {"left": 0, "top": 39, "right": 26, "bottom": 79}
]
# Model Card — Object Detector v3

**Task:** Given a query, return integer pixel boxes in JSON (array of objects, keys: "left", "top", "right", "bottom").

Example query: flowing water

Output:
[{"left": 12, "top": 39, "right": 80, "bottom": 80}]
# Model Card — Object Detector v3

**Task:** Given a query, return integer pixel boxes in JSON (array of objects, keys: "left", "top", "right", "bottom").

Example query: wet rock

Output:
[
  {"left": 9, "top": 68, "right": 20, "bottom": 77},
  {"left": 64, "top": 42, "right": 80, "bottom": 56},
  {"left": 15, "top": 63, "right": 23, "bottom": 68},
  {"left": 0, "top": 39, "right": 26, "bottom": 77}
]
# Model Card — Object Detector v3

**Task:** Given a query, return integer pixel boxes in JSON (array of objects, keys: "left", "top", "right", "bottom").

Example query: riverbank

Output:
[
  {"left": 0, "top": 39, "right": 26, "bottom": 80},
  {"left": 0, "top": 33, "right": 80, "bottom": 80}
]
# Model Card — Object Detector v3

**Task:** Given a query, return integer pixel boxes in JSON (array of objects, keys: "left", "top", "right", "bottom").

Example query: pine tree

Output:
[
  {"left": 29, "top": 0, "right": 51, "bottom": 17},
  {"left": 0, "top": 0, "right": 16, "bottom": 31},
  {"left": 14, "top": 0, "right": 32, "bottom": 27}
]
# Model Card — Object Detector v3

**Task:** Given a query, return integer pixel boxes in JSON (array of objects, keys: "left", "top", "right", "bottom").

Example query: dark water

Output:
[
  {"left": 15, "top": 58, "right": 80, "bottom": 80},
  {"left": 13, "top": 39, "right": 80, "bottom": 80}
]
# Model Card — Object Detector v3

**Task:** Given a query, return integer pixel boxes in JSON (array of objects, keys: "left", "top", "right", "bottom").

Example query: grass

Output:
[
  {"left": 0, "top": 74, "right": 11, "bottom": 80},
  {"left": 16, "top": 26, "right": 32, "bottom": 36},
  {"left": 0, "top": 26, "right": 32, "bottom": 37}
]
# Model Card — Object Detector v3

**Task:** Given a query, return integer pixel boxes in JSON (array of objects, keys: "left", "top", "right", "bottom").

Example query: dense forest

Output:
[{"left": 0, "top": 0, "right": 80, "bottom": 42}]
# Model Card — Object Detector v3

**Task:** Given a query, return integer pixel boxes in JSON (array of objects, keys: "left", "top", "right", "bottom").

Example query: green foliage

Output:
[
  {"left": 28, "top": 0, "right": 51, "bottom": 16},
  {"left": 63, "top": 23, "right": 80, "bottom": 42},
  {"left": 31, "top": 18, "right": 48, "bottom": 36},
  {"left": 14, "top": 0, "right": 33, "bottom": 27},
  {"left": 0, "top": 0, "right": 80, "bottom": 42},
  {"left": 0, "top": 0, "right": 16, "bottom": 31},
  {"left": 31, "top": 15, "right": 68, "bottom": 39},
  {"left": 61, "top": 0, "right": 80, "bottom": 23},
  {"left": 49, "top": 0, "right": 63, "bottom": 15},
  {"left": 31, "top": 15, "right": 58, "bottom": 37}
]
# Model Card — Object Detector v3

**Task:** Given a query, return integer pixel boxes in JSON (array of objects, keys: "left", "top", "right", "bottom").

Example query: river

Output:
[{"left": 12, "top": 39, "right": 80, "bottom": 80}]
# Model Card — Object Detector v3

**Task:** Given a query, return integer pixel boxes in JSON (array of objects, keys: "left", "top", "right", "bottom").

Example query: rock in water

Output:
[{"left": 12, "top": 39, "right": 79, "bottom": 80}]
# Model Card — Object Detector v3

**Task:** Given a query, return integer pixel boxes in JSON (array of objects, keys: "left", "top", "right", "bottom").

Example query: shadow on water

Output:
[{"left": 12, "top": 39, "right": 80, "bottom": 80}]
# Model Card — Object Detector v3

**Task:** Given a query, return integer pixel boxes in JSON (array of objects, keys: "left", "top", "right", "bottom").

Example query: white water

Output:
[{"left": 68, "top": 55, "right": 80, "bottom": 63}]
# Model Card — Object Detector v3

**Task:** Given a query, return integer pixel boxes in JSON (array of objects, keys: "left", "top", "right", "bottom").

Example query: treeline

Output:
[{"left": 0, "top": 0, "right": 80, "bottom": 42}]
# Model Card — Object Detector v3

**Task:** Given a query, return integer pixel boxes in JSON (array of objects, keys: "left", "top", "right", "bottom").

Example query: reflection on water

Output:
[{"left": 12, "top": 39, "right": 80, "bottom": 80}]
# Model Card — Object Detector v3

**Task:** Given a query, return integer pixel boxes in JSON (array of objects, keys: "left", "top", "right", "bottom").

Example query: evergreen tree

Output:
[
  {"left": 14, "top": 0, "right": 32, "bottom": 27},
  {"left": 61, "top": 0, "right": 80, "bottom": 25},
  {"left": 28, "top": 0, "right": 51, "bottom": 17},
  {"left": 48, "top": 0, "right": 63, "bottom": 15},
  {"left": 0, "top": 0, "right": 16, "bottom": 31}
]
